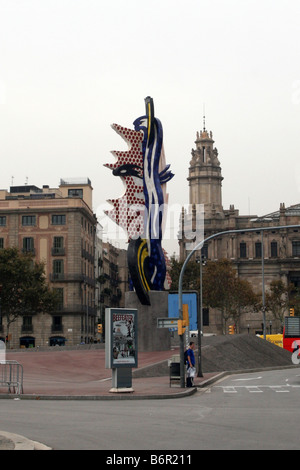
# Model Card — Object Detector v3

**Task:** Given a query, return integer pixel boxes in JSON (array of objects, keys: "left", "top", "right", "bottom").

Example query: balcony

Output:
[
  {"left": 51, "top": 247, "right": 65, "bottom": 256},
  {"left": 110, "top": 278, "right": 120, "bottom": 287},
  {"left": 49, "top": 274, "right": 96, "bottom": 286},
  {"left": 22, "top": 248, "right": 36, "bottom": 255},
  {"left": 53, "top": 304, "right": 97, "bottom": 316},
  {"left": 81, "top": 249, "right": 95, "bottom": 264}
]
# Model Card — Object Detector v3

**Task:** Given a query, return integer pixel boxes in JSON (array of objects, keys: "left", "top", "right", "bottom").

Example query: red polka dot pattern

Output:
[{"left": 104, "top": 123, "right": 145, "bottom": 240}]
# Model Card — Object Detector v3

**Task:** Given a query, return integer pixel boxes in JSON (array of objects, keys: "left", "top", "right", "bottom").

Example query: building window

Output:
[
  {"left": 202, "top": 243, "right": 208, "bottom": 259},
  {"left": 22, "top": 316, "right": 33, "bottom": 333},
  {"left": 0, "top": 238, "right": 4, "bottom": 249},
  {"left": 22, "top": 215, "right": 36, "bottom": 226},
  {"left": 271, "top": 241, "right": 278, "bottom": 258},
  {"left": 240, "top": 242, "right": 247, "bottom": 258},
  {"left": 292, "top": 241, "right": 300, "bottom": 257},
  {"left": 52, "top": 316, "right": 63, "bottom": 333},
  {"left": 51, "top": 215, "right": 66, "bottom": 225},
  {"left": 203, "top": 308, "right": 209, "bottom": 326},
  {"left": 52, "top": 237, "right": 65, "bottom": 255},
  {"left": 68, "top": 188, "right": 83, "bottom": 198},
  {"left": 255, "top": 242, "right": 262, "bottom": 258},
  {"left": 53, "top": 288, "right": 64, "bottom": 309},
  {"left": 0, "top": 216, "right": 6, "bottom": 226},
  {"left": 290, "top": 274, "right": 300, "bottom": 289},
  {"left": 23, "top": 237, "right": 35, "bottom": 253},
  {"left": 53, "top": 259, "right": 64, "bottom": 279}
]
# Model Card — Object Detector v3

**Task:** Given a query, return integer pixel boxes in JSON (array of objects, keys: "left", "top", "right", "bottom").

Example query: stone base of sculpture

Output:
[{"left": 125, "top": 291, "right": 171, "bottom": 352}]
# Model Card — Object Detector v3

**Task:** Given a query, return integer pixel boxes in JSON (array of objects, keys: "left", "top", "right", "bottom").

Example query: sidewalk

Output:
[
  {"left": 1, "top": 347, "right": 223, "bottom": 398},
  {"left": 0, "top": 431, "right": 52, "bottom": 450},
  {"left": 0, "top": 347, "right": 223, "bottom": 450}
]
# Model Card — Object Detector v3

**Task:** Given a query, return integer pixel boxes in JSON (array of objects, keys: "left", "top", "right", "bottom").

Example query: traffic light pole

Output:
[
  {"left": 196, "top": 253, "right": 204, "bottom": 377},
  {"left": 261, "top": 230, "right": 266, "bottom": 340},
  {"left": 178, "top": 224, "right": 300, "bottom": 388}
]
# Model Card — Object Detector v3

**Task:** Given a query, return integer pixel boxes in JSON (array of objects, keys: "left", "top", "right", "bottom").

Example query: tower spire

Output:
[{"left": 203, "top": 103, "right": 206, "bottom": 131}]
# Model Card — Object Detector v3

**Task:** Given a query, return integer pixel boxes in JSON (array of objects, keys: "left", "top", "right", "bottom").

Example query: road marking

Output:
[
  {"left": 232, "top": 377, "right": 262, "bottom": 382},
  {"left": 246, "top": 386, "right": 263, "bottom": 393},
  {"left": 270, "top": 386, "right": 289, "bottom": 393},
  {"left": 223, "top": 387, "right": 237, "bottom": 393},
  {"left": 216, "top": 385, "right": 294, "bottom": 394}
]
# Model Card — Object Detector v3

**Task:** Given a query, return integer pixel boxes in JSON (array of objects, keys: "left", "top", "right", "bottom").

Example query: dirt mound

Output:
[
  {"left": 135, "top": 334, "right": 296, "bottom": 377},
  {"left": 200, "top": 334, "right": 294, "bottom": 372}
]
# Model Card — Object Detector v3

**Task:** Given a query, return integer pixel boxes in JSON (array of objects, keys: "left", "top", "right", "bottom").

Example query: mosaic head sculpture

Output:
[{"left": 104, "top": 97, "right": 174, "bottom": 305}]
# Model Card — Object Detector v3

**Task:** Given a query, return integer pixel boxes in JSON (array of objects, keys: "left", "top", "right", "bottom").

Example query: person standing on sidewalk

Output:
[{"left": 186, "top": 342, "right": 196, "bottom": 387}]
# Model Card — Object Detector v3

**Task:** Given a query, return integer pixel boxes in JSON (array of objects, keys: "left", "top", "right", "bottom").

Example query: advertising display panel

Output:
[{"left": 105, "top": 308, "right": 138, "bottom": 369}]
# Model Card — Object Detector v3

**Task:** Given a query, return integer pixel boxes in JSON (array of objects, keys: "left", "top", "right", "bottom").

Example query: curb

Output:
[
  {"left": 0, "top": 366, "right": 296, "bottom": 402},
  {"left": 196, "top": 371, "right": 227, "bottom": 388},
  {"left": 0, "top": 386, "right": 198, "bottom": 401},
  {"left": 0, "top": 431, "right": 52, "bottom": 450}
]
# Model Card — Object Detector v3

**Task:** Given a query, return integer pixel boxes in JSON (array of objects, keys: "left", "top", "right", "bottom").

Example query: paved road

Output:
[{"left": 1, "top": 368, "right": 300, "bottom": 450}]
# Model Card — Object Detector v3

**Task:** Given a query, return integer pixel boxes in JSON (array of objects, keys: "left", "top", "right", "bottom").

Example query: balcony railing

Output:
[
  {"left": 22, "top": 248, "right": 36, "bottom": 255},
  {"left": 49, "top": 274, "right": 96, "bottom": 286},
  {"left": 53, "top": 304, "right": 98, "bottom": 316},
  {"left": 51, "top": 247, "right": 65, "bottom": 256},
  {"left": 81, "top": 249, "right": 95, "bottom": 264}
]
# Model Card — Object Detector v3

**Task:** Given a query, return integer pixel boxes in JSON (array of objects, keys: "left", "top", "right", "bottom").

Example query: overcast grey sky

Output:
[{"left": 0, "top": 0, "right": 299, "bottom": 255}]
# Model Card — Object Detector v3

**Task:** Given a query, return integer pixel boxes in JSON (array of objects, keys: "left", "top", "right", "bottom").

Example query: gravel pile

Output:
[{"left": 199, "top": 334, "right": 294, "bottom": 373}]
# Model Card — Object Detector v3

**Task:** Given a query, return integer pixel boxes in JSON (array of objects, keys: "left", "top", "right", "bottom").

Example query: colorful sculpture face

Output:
[{"left": 104, "top": 97, "right": 174, "bottom": 305}]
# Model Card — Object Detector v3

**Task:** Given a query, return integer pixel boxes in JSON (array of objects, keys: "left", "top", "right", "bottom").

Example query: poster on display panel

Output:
[{"left": 105, "top": 308, "right": 138, "bottom": 369}]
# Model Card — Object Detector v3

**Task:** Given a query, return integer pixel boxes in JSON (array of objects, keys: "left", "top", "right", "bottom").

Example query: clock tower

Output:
[{"left": 187, "top": 120, "right": 224, "bottom": 216}]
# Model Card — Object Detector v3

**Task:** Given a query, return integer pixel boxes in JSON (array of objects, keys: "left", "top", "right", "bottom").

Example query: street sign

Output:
[
  {"left": 157, "top": 317, "right": 178, "bottom": 329},
  {"left": 168, "top": 291, "right": 198, "bottom": 331}
]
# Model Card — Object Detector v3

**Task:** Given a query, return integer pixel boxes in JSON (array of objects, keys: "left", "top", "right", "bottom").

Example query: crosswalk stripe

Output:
[
  {"left": 270, "top": 386, "right": 289, "bottom": 393},
  {"left": 247, "top": 386, "right": 263, "bottom": 393},
  {"left": 215, "top": 385, "right": 293, "bottom": 394}
]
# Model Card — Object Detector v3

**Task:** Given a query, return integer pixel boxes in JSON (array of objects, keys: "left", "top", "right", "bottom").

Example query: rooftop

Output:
[
  {"left": 252, "top": 203, "right": 300, "bottom": 222},
  {"left": 60, "top": 177, "right": 91, "bottom": 186}
]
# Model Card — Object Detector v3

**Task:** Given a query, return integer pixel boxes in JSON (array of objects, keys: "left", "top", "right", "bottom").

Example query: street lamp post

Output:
[
  {"left": 261, "top": 231, "right": 266, "bottom": 340},
  {"left": 196, "top": 253, "right": 203, "bottom": 377}
]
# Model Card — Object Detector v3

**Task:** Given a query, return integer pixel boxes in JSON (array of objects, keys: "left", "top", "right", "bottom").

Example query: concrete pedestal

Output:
[
  {"left": 110, "top": 368, "right": 134, "bottom": 393},
  {"left": 125, "top": 291, "right": 171, "bottom": 352}
]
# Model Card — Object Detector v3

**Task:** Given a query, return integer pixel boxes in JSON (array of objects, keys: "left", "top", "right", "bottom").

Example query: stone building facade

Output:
[
  {"left": 0, "top": 178, "right": 99, "bottom": 348},
  {"left": 179, "top": 125, "right": 300, "bottom": 335}
]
